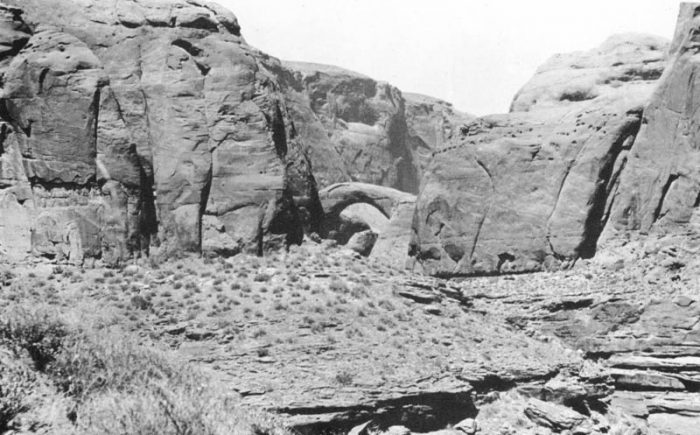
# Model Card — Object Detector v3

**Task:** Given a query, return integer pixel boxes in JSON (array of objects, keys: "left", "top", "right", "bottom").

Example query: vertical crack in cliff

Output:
[
  {"left": 600, "top": 153, "right": 628, "bottom": 228},
  {"left": 89, "top": 83, "right": 102, "bottom": 182},
  {"left": 0, "top": 123, "right": 5, "bottom": 156},
  {"left": 652, "top": 173, "right": 680, "bottom": 224},
  {"left": 545, "top": 158, "right": 575, "bottom": 256},
  {"left": 387, "top": 99, "right": 420, "bottom": 194},
  {"left": 468, "top": 157, "right": 495, "bottom": 265},
  {"left": 578, "top": 116, "right": 641, "bottom": 258},
  {"left": 198, "top": 163, "right": 212, "bottom": 253}
]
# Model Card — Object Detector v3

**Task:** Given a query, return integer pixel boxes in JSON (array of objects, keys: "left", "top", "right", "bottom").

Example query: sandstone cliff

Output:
[
  {"left": 409, "top": 34, "right": 669, "bottom": 276},
  {"left": 0, "top": 0, "right": 321, "bottom": 264},
  {"left": 276, "top": 62, "right": 473, "bottom": 194},
  {"left": 602, "top": 4, "right": 700, "bottom": 244},
  {"left": 0, "top": 0, "right": 475, "bottom": 266}
]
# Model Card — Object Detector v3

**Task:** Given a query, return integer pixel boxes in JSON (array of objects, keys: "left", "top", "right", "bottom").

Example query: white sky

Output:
[{"left": 220, "top": 1, "right": 680, "bottom": 115}]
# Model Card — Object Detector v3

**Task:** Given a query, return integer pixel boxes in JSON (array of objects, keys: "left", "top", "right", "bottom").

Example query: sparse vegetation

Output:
[{"left": 0, "top": 303, "right": 291, "bottom": 435}]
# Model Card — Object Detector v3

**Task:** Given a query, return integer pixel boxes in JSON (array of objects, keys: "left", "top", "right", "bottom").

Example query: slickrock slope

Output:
[
  {"left": 510, "top": 33, "right": 667, "bottom": 112},
  {"left": 409, "top": 34, "right": 669, "bottom": 277},
  {"left": 0, "top": 0, "right": 320, "bottom": 265}
]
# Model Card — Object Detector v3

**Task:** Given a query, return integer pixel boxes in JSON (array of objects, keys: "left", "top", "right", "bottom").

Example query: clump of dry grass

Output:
[{"left": 0, "top": 303, "right": 291, "bottom": 435}]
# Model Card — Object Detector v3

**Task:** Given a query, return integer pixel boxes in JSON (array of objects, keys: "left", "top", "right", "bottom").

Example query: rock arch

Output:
[
  {"left": 319, "top": 182, "right": 415, "bottom": 226},
  {"left": 318, "top": 182, "right": 416, "bottom": 264}
]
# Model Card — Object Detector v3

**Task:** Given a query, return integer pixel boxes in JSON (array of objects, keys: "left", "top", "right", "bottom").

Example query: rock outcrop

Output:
[
  {"left": 0, "top": 0, "right": 320, "bottom": 264},
  {"left": 409, "top": 34, "right": 668, "bottom": 276},
  {"left": 275, "top": 63, "right": 473, "bottom": 194},
  {"left": 602, "top": 4, "right": 700, "bottom": 244},
  {"left": 403, "top": 93, "right": 474, "bottom": 174},
  {"left": 278, "top": 61, "right": 420, "bottom": 193}
]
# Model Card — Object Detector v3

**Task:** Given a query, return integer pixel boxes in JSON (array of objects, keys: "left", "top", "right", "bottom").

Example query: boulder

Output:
[
  {"left": 524, "top": 398, "right": 586, "bottom": 430},
  {"left": 346, "top": 230, "right": 378, "bottom": 257}
]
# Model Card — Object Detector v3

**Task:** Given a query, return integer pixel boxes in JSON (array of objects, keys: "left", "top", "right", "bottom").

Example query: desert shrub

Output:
[
  {"left": 334, "top": 369, "right": 354, "bottom": 386},
  {"left": 50, "top": 329, "right": 179, "bottom": 402},
  {"left": 0, "top": 351, "right": 35, "bottom": 431},
  {"left": 75, "top": 361, "right": 290, "bottom": 435},
  {"left": 254, "top": 272, "right": 272, "bottom": 283},
  {"left": 0, "top": 304, "right": 292, "bottom": 435},
  {"left": 0, "top": 306, "right": 69, "bottom": 371}
]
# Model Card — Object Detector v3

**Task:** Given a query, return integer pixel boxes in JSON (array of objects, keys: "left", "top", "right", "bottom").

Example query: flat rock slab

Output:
[{"left": 524, "top": 398, "right": 586, "bottom": 430}]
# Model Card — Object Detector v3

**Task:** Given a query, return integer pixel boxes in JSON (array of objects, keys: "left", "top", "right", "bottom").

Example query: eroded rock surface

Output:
[
  {"left": 602, "top": 4, "right": 700, "bottom": 247},
  {"left": 0, "top": 0, "right": 320, "bottom": 264},
  {"left": 276, "top": 62, "right": 473, "bottom": 193},
  {"left": 409, "top": 34, "right": 669, "bottom": 277}
]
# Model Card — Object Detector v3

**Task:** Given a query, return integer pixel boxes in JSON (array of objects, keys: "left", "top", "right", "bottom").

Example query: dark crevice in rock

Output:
[
  {"left": 20, "top": 119, "right": 31, "bottom": 138},
  {"left": 268, "top": 103, "right": 288, "bottom": 158},
  {"left": 138, "top": 166, "right": 158, "bottom": 255},
  {"left": 171, "top": 38, "right": 202, "bottom": 56},
  {"left": 171, "top": 39, "right": 209, "bottom": 75},
  {"left": 289, "top": 372, "right": 565, "bottom": 434},
  {"left": 286, "top": 391, "right": 476, "bottom": 435},
  {"left": 0, "top": 123, "right": 7, "bottom": 155},
  {"left": 299, "top": 153, "right": 324, "bottom": 235},
  {"left": 179, "top": 16, "right": 219, "bottom": 32},
  {"left": 578, "top": 118, "right": 642, "bottom": 258},
  {"left": 26, "top": 177, "right": 98, "bottom": 191},
  {"left": 193, "top": 60, "right": 209, "bottom": 75},
  {"left": 387, "top": 106, "right": 419, "bottom": 194},
  {"left": 119, "top": 20, "right": 140, "bottom": 29},
  {"left": 496, "top": 252, "right": 516, "bottom": 273},
  {"left": 38, "top": 67, "right": 49, "bottom": 94},
  {"left": 601, "top": 153, "right": 629, "bottom": 229},
  {"left": 468, "top": 158, "right": 494, "bottom": 263},
  {"left": 652, "top": 173, "right": 680, "bottom": 224},
  {"left": 198, "top": 164, "right": 212, "bottom": 253},
  {"left": 432, "top": 268, "right": 541, "bottom": 279}
]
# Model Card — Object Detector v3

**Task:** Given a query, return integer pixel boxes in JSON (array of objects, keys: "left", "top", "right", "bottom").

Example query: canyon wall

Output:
[
  {"left": 409, "top": 34, "right": 669, "bottom": 276},
  {"left": 3, "top": 0, "right": 700, "bottom": 278}
]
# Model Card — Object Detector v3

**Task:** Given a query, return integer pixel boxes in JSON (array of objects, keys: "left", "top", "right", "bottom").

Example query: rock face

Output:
[
  {"left": 510, "top": 33, "right": 667, "bottom": 112},
  {"left": 602, "top": 5, "right": 700, "bottom": 244},
  {"left": 280, "top": 61, "right": 420, "bottom": 192},
  {"left": 403, "top": 93, "right": 474, "bottom": 174},
  {"left": 0, "top": 0, "right": 320, "bottom": 264},
  {"left": 409, "top": 34, "right": 668, "bottom": 276},
  {"left": 276, "top": 62, "right": 473, "bottom": 193}
]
